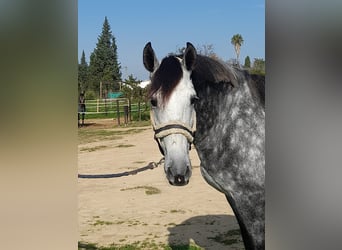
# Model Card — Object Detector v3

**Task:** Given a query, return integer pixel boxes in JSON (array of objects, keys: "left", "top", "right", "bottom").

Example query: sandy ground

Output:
[{"left": 78, "top": 119, "right": 243, "bottom": 249}]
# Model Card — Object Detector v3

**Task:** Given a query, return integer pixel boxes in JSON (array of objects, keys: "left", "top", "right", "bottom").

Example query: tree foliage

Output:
[
  {"left": 78, "top": 50, "right": 89, "bottom": 92},
  {"left": 88, "top": 17, "right": 121, "bottom": 97},
  {"left": 231, "top": 34, "right": 244, "bottom": 65},
  {"left": 173, "top": 44, "right": 220, "bottom": 60},
  {"left": 250, "top": 58, "right": 265, "bottom": 75},
  {"left": 196, "top": 44, "right": 221, "bottom": 60},
  {"left": 244, "top": 56, "right": 251, "bottom": 68},
  {"left": 122, "top": 74, "right": 140, "bottom": 101}
]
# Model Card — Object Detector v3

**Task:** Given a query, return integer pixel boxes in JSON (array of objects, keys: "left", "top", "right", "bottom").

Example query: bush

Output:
[{"left": 85, "top": 90, "right": 97, "bottom": 100}]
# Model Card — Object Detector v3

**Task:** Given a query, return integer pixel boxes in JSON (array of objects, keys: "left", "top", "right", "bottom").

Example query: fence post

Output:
[
  {"left": 138, "top": 101, "right": 141, "bottom": 121},
  {"left": 116, "top": 99, "right": 120, "bottom": 126},
  {"left": 124, "top": 105, "right": 129, "bottom": 125},
  {"left": 96, "top": 99, "right": 99, "bottom": 113},
  {"left": 104, "top": 98, "right": 107, "bottom": 115},
  {"left": 128, "top": 98, "right": 132, "bottom": 122}
]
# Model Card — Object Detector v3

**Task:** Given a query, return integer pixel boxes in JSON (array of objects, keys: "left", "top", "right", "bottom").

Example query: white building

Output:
[{"left": 139, "top": 80, "right": 150, "bottom": 88}]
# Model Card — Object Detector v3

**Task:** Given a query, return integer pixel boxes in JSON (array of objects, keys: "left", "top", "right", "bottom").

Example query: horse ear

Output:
[
  {"left": 143, "top": 42, "right": 159, "bottom": 72},
  {"left": 184, "top": 42, "right": 197, "bottom": 71}
]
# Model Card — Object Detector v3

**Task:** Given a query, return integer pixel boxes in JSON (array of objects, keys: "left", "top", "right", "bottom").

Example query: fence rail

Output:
[{"left": 78, "top": 98, "right": 149, "bottom": 125}]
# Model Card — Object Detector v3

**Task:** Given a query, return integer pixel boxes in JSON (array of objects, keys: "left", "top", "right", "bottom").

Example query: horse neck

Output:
[
  {"left": 193, "top": 77, "right": 265, "bottom": 182},
  {"left": 193, "top": 73, "right": 265, "bottom": 250},
  {"left": 194, "top": 78, "right": 263, "bottom": 138}
]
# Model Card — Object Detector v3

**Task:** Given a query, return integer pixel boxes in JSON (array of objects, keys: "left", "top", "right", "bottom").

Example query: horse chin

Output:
[{"left": 164, "top": 155, "right": 192, "bottom": 186}]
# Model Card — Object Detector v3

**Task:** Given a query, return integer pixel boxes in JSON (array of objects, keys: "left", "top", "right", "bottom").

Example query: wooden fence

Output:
[{"left": 78, "top": 98, "right": 148, "bottom": 125}]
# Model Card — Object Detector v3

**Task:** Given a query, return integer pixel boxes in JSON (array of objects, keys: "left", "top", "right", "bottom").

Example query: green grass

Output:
[
  {"left": 120, "top": 186, "right": 161, "bottom": 195},
  {"left": 92, "top": 220, "right": 113, "bottom": 226},
  {"left": 207, "top": 229, "right": 243, "bottom": 247},
  {"left": 80, "top": 145, "right": 109, "bottom": 152},
  {"left": 83, "top": 110, "right": 150, "bottom": 121},
  {"left": 169, "top": 209, "right": 186, "bottom": 214},
  {"left": 133, "top": 160, "right": 146, "bottom": 164},
  {"left": 78, "top": 241, "right": 203, "bottom": 250},
  {"left": 78, "top": 128, "right": 148, "bottom": 144},
  {"left": 115, "top": 144, "right": 135, "bottom": 148},
  {"left": 78, "top": 129, "right": 122, "bottom": 144}
]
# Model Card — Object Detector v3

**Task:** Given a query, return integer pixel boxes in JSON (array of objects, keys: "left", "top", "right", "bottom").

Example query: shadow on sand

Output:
[
  {"left": 167, "top": 214, "right": 244, "bottom": 250},
  {"left": 78, "top": 122, "right": 96, "bottom": 128}
]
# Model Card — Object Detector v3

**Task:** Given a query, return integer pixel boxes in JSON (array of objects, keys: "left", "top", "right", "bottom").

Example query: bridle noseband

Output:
[{"left": 150, "top": 110, "right": 196, "bottom": 156}]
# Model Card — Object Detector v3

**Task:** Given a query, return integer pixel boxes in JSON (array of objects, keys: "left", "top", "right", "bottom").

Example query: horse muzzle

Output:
[
  {"left": 164, "top": 153, "right": 192, "bottom": 186},
  {"left": 150, "top": 111, "right": 196, "bottom": 186}
]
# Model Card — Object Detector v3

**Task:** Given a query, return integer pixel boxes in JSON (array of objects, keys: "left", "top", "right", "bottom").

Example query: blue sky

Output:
[{"left": 78, "top": 0, "right": 264, "bottom": 80}]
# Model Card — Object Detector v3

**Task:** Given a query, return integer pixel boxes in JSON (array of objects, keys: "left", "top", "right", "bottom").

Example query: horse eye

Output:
[
  {"left": 150, "top": 98, "right": 157, "bottom": 107},
  {"left": 190, "top": 95, "right": 199, "bottom": 105}
]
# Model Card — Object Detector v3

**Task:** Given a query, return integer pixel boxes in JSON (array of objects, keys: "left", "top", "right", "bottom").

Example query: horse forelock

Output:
[{"left": 149, "top": 56, "right": 183, "bottom": 105}]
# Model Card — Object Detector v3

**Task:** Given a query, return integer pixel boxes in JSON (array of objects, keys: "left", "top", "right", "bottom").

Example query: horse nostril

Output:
[{"left": 174, "top": 175, "right": 185, "bottom": 185}]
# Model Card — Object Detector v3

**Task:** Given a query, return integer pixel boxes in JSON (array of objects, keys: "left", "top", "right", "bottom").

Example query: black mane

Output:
[
  {"left": 190, "top": 55, "right": 265, "bottom": 108},
  {"left": 149, "top": 53, "right": 265, "bottom": 109},
  {"left": 248, "top": 73, "right": 265, "bottom": 108}
]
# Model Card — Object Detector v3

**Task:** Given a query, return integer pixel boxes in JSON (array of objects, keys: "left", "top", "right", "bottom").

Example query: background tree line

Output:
[
  {"left": 78, "top": 17, "right": 123, "bottom": 100},
  {"left": 175, "top": 34, "right": 265, "bottom": 75},
  {"left": 78, "top": 19, "right": 265, "bottom": 101}
]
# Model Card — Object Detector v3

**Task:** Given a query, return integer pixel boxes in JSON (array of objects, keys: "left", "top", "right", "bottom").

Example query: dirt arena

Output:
[{"left": 78, "top": 119, "right": 243, "bottom": 249}]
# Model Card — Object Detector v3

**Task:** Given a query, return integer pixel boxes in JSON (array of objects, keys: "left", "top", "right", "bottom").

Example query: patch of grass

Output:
[
  {"left": 120, "top": 186, "right": 161, "bottom": 195},
  {"left": 115, "top": 219, "right": 144, "bottom": 227},
  {"left": 208, "top": 229, "right": 243, "bottom": 247},
  {"left": 78, "top": 242, "right": 97, "bottom": 250},
  {"left": 92, "top": 220, "right": 113, "bottom": 226},
  {"left": 205, "top": 220, "right": 216, "bottom": 225},
  {"left": 110, "top": 128, "right": 148, "bottom": 135},
  {"left": 170, "top": 209, "right": 186, "bottom": 214},
  {"left": 144, "top": 186, "right": 161, "bottom": 195},
  {"left": 114, "top": 220, "right": 125, "bottom": 225},
  {"left": 78, "top": 129, "right": 122, "bottom": 144},
  {"left": 78, "top": 128, "right": 148, "bottom": 144},
  {"left": 225, "top": 229, "right": 242, "bottom": 237},
  {"left": 133, "top": 160, "right": 146, "bottom": 164},
  {"left": 124, "top": 120, "right": 151, "bottom": 127},
  {"left": 115, "top": 144, "right": 135, "bottom": 148},
  {"left": 78, "top": 241, "right": 203, "bottom": 250},
  {"left": 80, "top": 145, "right": 109, "bottom": 152},
  {"left": 165, "top": 244, "right": 203, "bottom": 250},
  {"left": 178, "top": 222, "right": 192, "bottom": 227}
]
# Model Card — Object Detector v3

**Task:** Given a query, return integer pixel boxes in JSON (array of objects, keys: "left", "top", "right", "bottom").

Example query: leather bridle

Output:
[{"left": 150, "top": 110, "right": 196, "bottom": 156}]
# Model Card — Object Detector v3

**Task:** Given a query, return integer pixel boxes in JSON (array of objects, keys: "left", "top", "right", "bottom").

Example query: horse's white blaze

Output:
[{"left": 150, "top": 60, "right": 196, "bottom": 183}]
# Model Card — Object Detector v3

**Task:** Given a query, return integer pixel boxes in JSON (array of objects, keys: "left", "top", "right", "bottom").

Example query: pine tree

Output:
[
  {"left": 89, "top": 17, "right": 121, "bottom": 97},
  {"left": 244, "top": 56, "right": 251, "bottom": 68},
  {"left": 78, "top": 50, "right": 89, "bottom": 92}
]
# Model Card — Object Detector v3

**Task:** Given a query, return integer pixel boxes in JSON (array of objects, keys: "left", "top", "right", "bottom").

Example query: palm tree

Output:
[{"left": 231, "top": 34, "right": 244, "bottom": 65}]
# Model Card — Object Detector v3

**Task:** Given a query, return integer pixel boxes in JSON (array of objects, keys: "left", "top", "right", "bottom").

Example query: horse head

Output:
[{"left": 143, "top": 42, "right": 198, "bottom": 186}]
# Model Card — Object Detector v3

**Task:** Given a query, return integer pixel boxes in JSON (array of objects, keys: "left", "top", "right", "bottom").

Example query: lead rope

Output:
[{"left": 78, "top": 157, "right": 164, "bottom": 179}]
